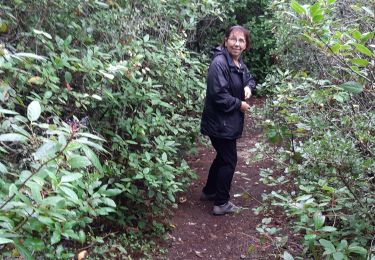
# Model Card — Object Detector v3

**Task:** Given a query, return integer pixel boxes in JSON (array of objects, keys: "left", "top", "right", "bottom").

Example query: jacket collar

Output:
[{"left": 222, "top": 47, "right": 245, "bottom": 71}]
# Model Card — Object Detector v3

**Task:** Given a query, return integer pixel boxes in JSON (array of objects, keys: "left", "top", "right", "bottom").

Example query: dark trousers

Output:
[{"left": 203, "top": 136, "right": 237, "bottom": 206}]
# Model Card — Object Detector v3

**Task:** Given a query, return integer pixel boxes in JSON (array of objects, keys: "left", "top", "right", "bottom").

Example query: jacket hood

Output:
[{"left": 210, "top": 45, "right": 226, "bottom": 59}]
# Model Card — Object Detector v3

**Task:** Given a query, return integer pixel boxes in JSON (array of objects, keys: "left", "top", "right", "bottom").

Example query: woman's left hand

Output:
[{"left": 244, "top": 86, "right": 252, "bottom": 100}]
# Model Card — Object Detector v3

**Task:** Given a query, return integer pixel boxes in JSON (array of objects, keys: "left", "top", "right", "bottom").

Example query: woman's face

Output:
[{"left": 224, "top": 30, "right": 246, "bottom": 60}]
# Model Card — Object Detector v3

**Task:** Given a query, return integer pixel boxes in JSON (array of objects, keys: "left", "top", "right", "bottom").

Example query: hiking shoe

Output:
[
  {"left": 199, "top": 192, "right": 216, "bottom": 201},
  {"left": 213, "top": 201, "right": 241, "bottom": 215}
]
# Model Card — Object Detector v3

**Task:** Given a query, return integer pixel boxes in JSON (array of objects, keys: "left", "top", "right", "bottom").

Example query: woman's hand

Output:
[
  {"left": 240, "top": 101, "right": 250, "bottom": 112},
  {"left": 244, "top": 86, "right": 252, "bottom": 100}
]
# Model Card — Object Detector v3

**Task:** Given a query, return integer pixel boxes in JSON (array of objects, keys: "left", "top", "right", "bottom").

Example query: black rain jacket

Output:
[{"left": 200, "top": 46, "right": 256, "bottom": 140}]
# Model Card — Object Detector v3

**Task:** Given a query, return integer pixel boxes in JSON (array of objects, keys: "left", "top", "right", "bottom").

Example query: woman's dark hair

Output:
[{"left": 223, "top": 25, "right": 251, "bottom": 51}]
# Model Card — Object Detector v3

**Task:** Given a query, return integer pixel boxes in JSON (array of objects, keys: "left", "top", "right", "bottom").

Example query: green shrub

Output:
[
  {"left": 253, "top": 0, "right": 374, "bottom": 258},
  {"left": 0, "top": 0, "right": 225, "bottom": 257}
]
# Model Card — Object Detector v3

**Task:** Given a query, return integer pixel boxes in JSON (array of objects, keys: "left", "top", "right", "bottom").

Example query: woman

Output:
[{"left": 200, "top": 25, "right": 256, "bottom": 215}]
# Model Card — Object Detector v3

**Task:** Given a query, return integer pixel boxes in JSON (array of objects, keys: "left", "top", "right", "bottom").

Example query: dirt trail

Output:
[{"left": 164, "top": 98, "right": 280, "bottom": 260}]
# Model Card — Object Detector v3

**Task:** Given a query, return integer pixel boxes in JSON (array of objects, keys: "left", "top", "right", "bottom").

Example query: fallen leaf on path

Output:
[
  {"left": 194, "top": 250, "right": 204, "bottom": 258},
  {"left": 77, "top": 250, "right": 88, "bottom": 260}
]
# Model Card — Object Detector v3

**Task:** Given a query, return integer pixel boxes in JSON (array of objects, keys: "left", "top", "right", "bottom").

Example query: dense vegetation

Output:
[
  {"left": 0, "top": 0, "right": 226, "bottom": 258},
  {"left": 0, "top": 0, "right": 373, "bottom": 259},
  {"left": 253, "top": 0, "right": 374, "bottom": 259}
]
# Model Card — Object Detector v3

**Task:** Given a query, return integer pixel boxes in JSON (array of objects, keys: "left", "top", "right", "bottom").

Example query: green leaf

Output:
[
  {"left": 327, "top": 0, "right": 337, "bottom": 4},
  {"left": 14, "top": 52, "right": 46, "bottom": 60},
  {"left": 353, "top": 43, "right": 373, "bottom": 57},
  {"left": 78, "top": 230, "right": 86, "bottom": 243},
  {"left": 0, "top": 21, "right": 8, "bottom": 33},
  {"left": 362, "top": 6, "right": 374, "bottom": 18},
  {"left": 38, "top": 216, "right": 54, "bottom": 225},
  {"left": 351, "top": 30, "right": 362, "bottom": 41},
  {"left": 61, "top": 173, "right": 83, "bottom": 183},
  {"left": 304, "top": 234, "right": 317, "bottom": 240},
  {"left": 0, "top": 161, "right": 8, "bottom": 174},
  {"left": 33, "top": 29, "right": 52, "bottom": 39},
  {"left": 27, "top": 100, "right": 42, "bottom": 122},
  {"left": 167, "top": 192, "right": 175, "bottom": 202},
  {"left": 330, "top": 43, "right": 341, "bottom": 54},
  {"left": 312, "top": 15, "right": 324, "bottom": 23},
  {"left": 82, "top": 145, "right": 103, "bottom": 173},
  {"left": 102, "top": 197, "right": 116, "bottom": 207},
  {"left": 291, "top": 0, "right": 306, "bottom": 14},
  {"left": 313, "top": 211, "right": 325, "bottom": 229},
  {"left": 320, "top": 226, "right": 337, "bottom": 232},
  {"left": 0, "top": 133, "right": 28, "bottom": 142},
  {"left": 361, "top": 32, "right": 374, "bottom": 43},
  {"left": 44, "top": 91, "right": 53, "bottom": 99},
  {"left": 64, "top": 71, "right": 72, "bottom": 83},
  {"left": 34, "top": 141, "right": 57, "bottom": 160},
  {"left": 349, "top": 58, "right": 369, "bottom": 66},
  {"left": 26, "top": 181, "right": 42, "bottom": 203},
  {"left": 283, "top": 251, "right": 294, "bottom": 260},
  {"left": 14, "top": 240, "right": 33, "bottom": 260},
  {"left": 95, "top": 1, "right": 109, "bottom": 8},
  {"left": 162, "top": 152, "right": 167, "bottom": 162},
  {"left": 67, "top": 155, "right": 92, "bottom": 169},
  {"left": 24, "top": 237, "right": 44, "bottom": 251},
  {"left": 9, "top": 183, "right": 18, "bottom": 196},
  {"left": 28, "top": 76, "right": 44, "bottom": 85},
  {"left": 319, "top": 239, "right": 336, "bottom": 254},
  {"left": 296, "top": 194, "right": 312, "bottom": 201},
  {"left": 339, "top": 81, "right": 363, "bottom": 94},
  {"left": 60, "top": 186, "right": 79, "bottom": 201},
  {"left": 77, "top": 133, "right": 106, "bottom": 141},
  {"left": 41, "top": 196, "right": 64, "bottom": 206},
  {"left": 103, "top": 188, "right": 122, "bottom": 196},
  {"left": 51, "top": 230, "right": 61, "bottom": 244},
  {"left": 0, "top": 108, "right": 19, "bottom": 115},
  {"left": 309, "top": 3, "right": 321, "bottom": 16},
  {"left": 333, "top": 252, "right": 344, "bottom": 260},
  {"left": 348, "top": 245, "right": 367, "bottom": 255},
  {"left": 333, "top": 94, "right": 344, "bottom": 103},
  {"left": 0, "top": 237, "right": 14, "bottom": 245},
  {"left": 11, "top": 124, "right": 31, "bottom": 137},
  {"left": 75, "top": 139, "right": 107, "bottom": 152}
]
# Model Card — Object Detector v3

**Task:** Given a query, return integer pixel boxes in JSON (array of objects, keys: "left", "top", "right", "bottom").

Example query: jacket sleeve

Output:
[
  {"left": 207, "top": 59, "right": 241, "bottom": 113},
  {"left": 243, "top": 65, "right": 256, "bottom": 94}
]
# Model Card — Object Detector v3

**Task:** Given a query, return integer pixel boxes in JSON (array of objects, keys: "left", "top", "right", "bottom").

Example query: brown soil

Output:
[{"left": 161, "top": 98, "right": 299, "bottom": 260}]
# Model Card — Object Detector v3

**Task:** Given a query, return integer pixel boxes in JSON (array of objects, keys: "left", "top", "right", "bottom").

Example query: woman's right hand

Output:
[{"left": 240, "top": 101, "right": 250, "bottom": 112}]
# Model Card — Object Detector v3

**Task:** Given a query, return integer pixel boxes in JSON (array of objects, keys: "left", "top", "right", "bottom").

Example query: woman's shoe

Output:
[{"left": 213, "top": 201, "right": 241, "bottom": 215}]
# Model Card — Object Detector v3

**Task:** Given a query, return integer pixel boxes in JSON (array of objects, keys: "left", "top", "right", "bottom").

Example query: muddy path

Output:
[{"left": 163, "top": 98, "right": 292, "bottom": 260}]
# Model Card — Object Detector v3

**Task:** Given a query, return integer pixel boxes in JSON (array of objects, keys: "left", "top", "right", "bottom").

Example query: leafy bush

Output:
[
  {"left": 0, "top": 99, "right": 119, "bottom": 258},
  {"left": 0, "top": 0, "right": 225, "bottom": 257},
  {"left": 253, "top": 0, "right": 374, "bottom": 258}
]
